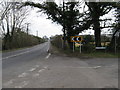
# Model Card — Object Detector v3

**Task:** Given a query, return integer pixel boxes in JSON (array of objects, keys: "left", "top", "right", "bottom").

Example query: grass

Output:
[
  {"left": 82, "top": 52, "right": 119, "bottom": 58},
  {"left": 51, "top": 45, "right": 119, "bottom": 58}
]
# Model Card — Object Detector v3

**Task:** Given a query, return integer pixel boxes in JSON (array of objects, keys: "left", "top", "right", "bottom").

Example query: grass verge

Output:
[
  {"left": 51, "top": 44, "right": 119, "bottom": 58},
  {"left": 82, "top": 52, "right": 119, "bottom": 58}
]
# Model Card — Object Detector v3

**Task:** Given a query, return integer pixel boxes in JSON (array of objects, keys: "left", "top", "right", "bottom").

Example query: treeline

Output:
[
  {"left": 50, "top": 34, "right": 120, "bottom": 53},
  {"left": 2, "top": 28, "right": 45, "bottom": 50}
]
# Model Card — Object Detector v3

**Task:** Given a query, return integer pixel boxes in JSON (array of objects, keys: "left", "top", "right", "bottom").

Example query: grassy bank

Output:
[
  {"left": 51, "top": 44, "right": 119, "bottom": 58},
  {"left": 2, "top": 30, "right": 46, "bottom": 51},
  {"left": 82, "top": 52, "right": 119, "bottom": 58}
]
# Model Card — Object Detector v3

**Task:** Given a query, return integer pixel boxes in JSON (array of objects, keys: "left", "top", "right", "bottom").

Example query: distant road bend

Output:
[{"left": 2, "top": 42, "right": 118, "bottom": 88}]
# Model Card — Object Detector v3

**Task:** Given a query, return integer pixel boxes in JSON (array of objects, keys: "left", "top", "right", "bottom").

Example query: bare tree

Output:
[{"left": 0, "top": 1, "right": 30, "bottom": 49}]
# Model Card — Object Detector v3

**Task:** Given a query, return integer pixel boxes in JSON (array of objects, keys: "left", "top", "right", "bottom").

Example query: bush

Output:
[
  {"left": 2, "top": 30, "right": 45, "bottom": 50},
  {"left": 82, "top": 43, "right": 95, "bottom": 53},
  {"left": 51, "top": 35, "right": 63, "bottom": 48}
]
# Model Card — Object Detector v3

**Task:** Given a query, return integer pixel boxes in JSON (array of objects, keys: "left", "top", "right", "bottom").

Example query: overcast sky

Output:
[
  {"left": 26, "top": 8, "right": 63, "bottom": 38},
  {"left": 25, "top": 8, "right": 95, "bottom": 38}
]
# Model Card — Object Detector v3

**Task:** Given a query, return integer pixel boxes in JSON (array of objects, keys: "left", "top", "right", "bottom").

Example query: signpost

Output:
[
  {"left": 71, "top": 36, "right": 82, "bottom": 53},
  {"left": 114, "top": 30, "right": 120, "bottom": 54},
  {"left": 80, "top": 42, "right": 81, "bottom": 53},
  {"left": 114, "top": 31, "right": 119, "bottom": 54},
  {"left": 71, "top": 36, "right": 82, "bottom": 42}
]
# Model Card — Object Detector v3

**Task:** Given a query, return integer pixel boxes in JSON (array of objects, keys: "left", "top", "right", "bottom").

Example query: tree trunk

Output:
[
  {"left": 109, "top": 30, "right": 119, "bottom": 52},
  {"left": 3, "top": 34, "right": 11, "bottom": 50},
  {"left": 67, "top": 39, "right": 74, "bottom": 50},
  {"left": 66, "top": 34, "right": 75, "bottom": 50},
  {"left": 118, "top": 33, "right": 120, "bottom": 53},
  {"left": 93, "top": 17, "right": 101, "bottom": 47}
]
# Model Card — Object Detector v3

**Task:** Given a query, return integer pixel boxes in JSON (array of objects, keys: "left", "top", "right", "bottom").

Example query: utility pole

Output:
[
  {"left": 36, "top": 30, "right": 38, "bottom": 37},
  {"left": 26, "top": 23, "right": 30, "bottom": 35},
  {"left": 115, "top": 35, "right": 116, "bottom": 54},
  {"left": 63, "top": 0, "right": 66, "bottom": 50}
]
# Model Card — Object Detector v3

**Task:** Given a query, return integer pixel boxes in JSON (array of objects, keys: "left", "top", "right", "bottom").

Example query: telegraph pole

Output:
[
  {"left": 36, "top": 30, "right": 38, "bottom": 37},
  {"left": 26, "top": 23, "right": 30, "bottom": 35}
]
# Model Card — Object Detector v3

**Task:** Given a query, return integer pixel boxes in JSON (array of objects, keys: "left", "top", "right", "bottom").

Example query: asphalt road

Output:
[{"left": 2, "top": 42, "right": 118, "bottom": 88}]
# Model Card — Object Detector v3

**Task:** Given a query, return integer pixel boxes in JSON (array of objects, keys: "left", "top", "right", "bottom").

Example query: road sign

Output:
[
  {"left": 71, "top": 36, "right": 82, "bottom": 42},
  {"left": 95, "top": 47, "right": 106, "bottom": 49}
]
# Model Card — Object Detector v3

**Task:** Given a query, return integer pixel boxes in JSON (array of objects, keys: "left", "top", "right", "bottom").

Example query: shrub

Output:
[
  {"left": 2, "top": 30, "right": 44, "bottom": 50},
  {"left": 51, "top": 35, "right": 63, "bottom": 48},
  {"left": 82, "top": 43, "right": 95, "bottom": 53}
]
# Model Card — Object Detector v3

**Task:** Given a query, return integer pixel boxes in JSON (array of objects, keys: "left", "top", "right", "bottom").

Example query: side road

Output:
[{"left": 47, "top": 44, "right": 118, "bottom": 88}]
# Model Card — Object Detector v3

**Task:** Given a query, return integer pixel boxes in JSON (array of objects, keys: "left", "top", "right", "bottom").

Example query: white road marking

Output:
[
  {"left": 3, "top": 43, "right": 50, "bottom": 60},
  {"left": 38, "top": 69, "right": 45, "bottom": 73},
  {"left": 44, "top": 66, "right": 48, "bottom": 69},
  {"left": 55, "top": 66, "right": 102, "bottom": 69},
  {"left": 76, "top": 66, "right": 102, "bottom": 69},
  {"left": 18, "top": 72, "right": 29, "bottom": 78},
  {"left": 29, "top": 68, "right": 37, "bottom": 72},
  {"left": 77, "top": 66, "right": 102, "bottom": 69},
  {"left": 38, "top": 66, "right": 48, "bottom": 73},
  {"left": 29, "top": 65, "right": 40, "bottom": 72},
  {"left": 3, "top": 79, "right": 15, "bottom": 86},
  {"left": 92, "top": 66, "right": 102, "bottom": 69},
  {"left": 45, "top": 53, "right": 51, "bottom": 59},
  {"left": 3, "top": 50, "right": 30, "bottom": 60},
  {"left": 15, "top": 81, "right": 29, "bottom": 88}
]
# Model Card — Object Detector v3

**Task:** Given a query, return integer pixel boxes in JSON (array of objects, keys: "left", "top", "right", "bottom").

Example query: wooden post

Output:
[
  {"left": 80, "top": 42, "right": 81, "bottom": 53},
  {"left": 73, "top": 42, "right": 74, "bottom": 52}
]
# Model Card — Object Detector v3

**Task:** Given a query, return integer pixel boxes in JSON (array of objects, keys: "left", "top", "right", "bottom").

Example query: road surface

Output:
[{"left": 2, "top": 42, "right": 118, "bottom": 88}]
